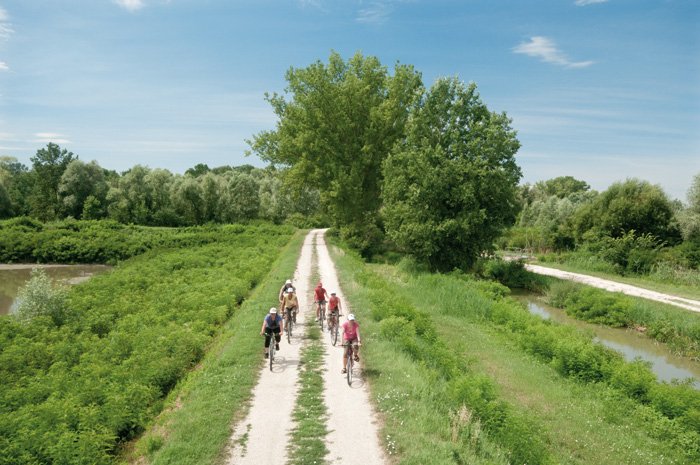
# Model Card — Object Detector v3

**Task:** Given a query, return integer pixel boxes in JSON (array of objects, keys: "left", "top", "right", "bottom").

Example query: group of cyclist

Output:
[{"left": 260, "top": 278, "right": 361, "bottom": 374}]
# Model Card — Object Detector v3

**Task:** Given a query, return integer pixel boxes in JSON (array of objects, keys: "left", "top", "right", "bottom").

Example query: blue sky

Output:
[{"left": 0, "top": 0, "right": 698, "bottom": 200}]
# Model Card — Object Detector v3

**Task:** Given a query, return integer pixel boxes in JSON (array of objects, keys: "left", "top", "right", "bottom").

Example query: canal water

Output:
[
  {"left": 512, "top": 291, "right": 700, "bottom": 389},
  {"left": 0, "top": 265, "right": 110, "bottom": 315}
]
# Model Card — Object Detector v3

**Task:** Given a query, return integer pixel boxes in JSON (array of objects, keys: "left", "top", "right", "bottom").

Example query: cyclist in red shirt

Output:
[
  {"left": 327, "top": 291, "right": 342, "bottom": 329},
  {"left": 341, "top": 313, "right": 361, "bottom": 374},
  {"left": 314, "top": 281, "right": 329, "bottom": 322}
]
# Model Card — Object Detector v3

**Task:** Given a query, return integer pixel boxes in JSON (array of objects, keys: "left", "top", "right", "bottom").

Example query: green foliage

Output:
[
  {"left": 249, "top": 51, "right": 423, "bottom": 251},
  {"left": 29, "top": 143, "right": 76, "bottom": 221},
  {"left": 14, "top": 268, "right": 70, "bottom": 326},
  {"left": 0, "top": 223, "right": 294, "bottom": 464},
  {"left": 476, "top": 259, "right": 548, "bottom": 292},
  {"left": 382, "top": 78, "right": 521, "bottom": 271},
  {"left": 545, "top": 279, "right": 700, "bottom": 358},
  {"left": 329, "top": 240, "right": 554, "bottom": 464},
  {"left": 58, "top": 160, "right": 108, "bottom": 219},
  {"left": 573, "top": 178, "right": 681, "bottom": 245}
]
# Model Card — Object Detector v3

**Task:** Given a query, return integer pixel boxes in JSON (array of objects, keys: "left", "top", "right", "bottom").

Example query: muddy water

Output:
[
  {"left": 512, "top": 291, "right": 700, "bottom": 389},
  {"left": 0, "top": 265, "right": 110, "bottom": 315}
]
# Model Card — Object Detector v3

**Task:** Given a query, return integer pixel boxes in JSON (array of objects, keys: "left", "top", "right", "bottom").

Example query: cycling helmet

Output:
[
  {"left": 331, "top": 292, "right": 336, "bottom": 295},
  {"left": 287, "top": 287, "right": 295, "bottom": 294},
  {"left": 285, "top": 279, "right": 292, "bottom": 285},
  {"left": 347, "top": 314, "right": 355, "bottom": 321},
  {"left": 269, "top": 307, "right": 277, "bottom": 314}
]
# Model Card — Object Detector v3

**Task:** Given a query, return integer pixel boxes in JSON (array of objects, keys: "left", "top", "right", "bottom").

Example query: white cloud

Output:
[
  {"left": 0, "top": 7, "right": 13, "bottom": 41},
  {"left": 575, "top": 0, "right": 609, "bottom": 5},
  {"left": 357, "top": 2, "right": 392, "bottom": 24},
  {"left": 0, "top": 61, "right": 8, "bottom": 71},
  {"left": 513, "top": 36, "right": 594, "bottom": 69},
  {"left": 115, "top": 0, "right": 146, "bottom": 12},
  {"left": 34, "top": 133, "right": 71, "bottom": 144}
]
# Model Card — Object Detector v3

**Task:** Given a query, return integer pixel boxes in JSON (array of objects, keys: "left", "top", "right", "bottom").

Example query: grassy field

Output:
[{"left": 328, "top": 241, "right": 699, "bottom": 465}]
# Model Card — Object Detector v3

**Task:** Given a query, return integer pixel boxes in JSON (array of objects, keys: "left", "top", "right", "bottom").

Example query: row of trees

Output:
[
  {"left": 0, "top": 147, "right": 321, "bottom": 226},
  {"left": 4, "top": 52, "right": 526, "bottom": 271},
  {"left": 508, "top": 174, "right": 700, "bottom": 273}
]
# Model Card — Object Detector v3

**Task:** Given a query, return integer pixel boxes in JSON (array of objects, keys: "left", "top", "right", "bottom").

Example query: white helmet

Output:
[
  {"left": 269, "top": 307, "right": 277, "bottom": 314},
  {"left": 285, "top": 279, "right": 292, "bottom": 285},
  {"left": 347, "top": 314, "right": 355, "bottom": 321}
]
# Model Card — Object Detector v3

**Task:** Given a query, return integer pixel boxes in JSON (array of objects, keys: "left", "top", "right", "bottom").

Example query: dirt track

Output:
[
  {"left": 226, "top": 229, "right": 386, "bottom": 464},
  {"left": 525, "top": 263, "right": 700, "bottom": 314}
]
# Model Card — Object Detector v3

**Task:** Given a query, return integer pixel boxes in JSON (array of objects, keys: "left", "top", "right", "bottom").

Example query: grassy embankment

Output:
[
  {"left": 0, "top": 220, "right": 296, "bottom": 465},
  {"left": 328, "top": 239, "right": 700, "bottom": 465}
]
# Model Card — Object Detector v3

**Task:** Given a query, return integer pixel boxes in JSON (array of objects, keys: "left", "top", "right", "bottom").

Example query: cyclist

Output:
[
  {"left": 278, "top": 279, "right": 295, "bottom": 311},
  {"left": 327, "top": 291, "right": 342, "bottom": 330},
  {"left": 260, "top": 307, "right": 283, "bottom": 359},
  {"left": 341, "top": 313, "right": 361, "bottom": 374},
  {"left": 281, "top": 288, "right": 299, "bottom": 324},
  {"left": 314, "top": 281, "right": 329, "bottom": 322}
]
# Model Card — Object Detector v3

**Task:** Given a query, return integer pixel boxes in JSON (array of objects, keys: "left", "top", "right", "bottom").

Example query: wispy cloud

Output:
[
  {"left": 34, "top": 133, "right": 71, "bottom": 144},
  {"left": 0, "top": 62, "right": 8, "bottom": 71},
  {"left": 0, "top": 7, "right": 13, "bottom": 41},
  {"left": 298, "top": 0, "right": 323, "bottom": 8},
  {"left": 513, "top": 36, "right": 594, "bottom": 69},
  {"left": 357, "top": 2, "right": 392, "bottom": 24},
  {"left": 575, "top": 0, "right": 609, "bottom": 6},
  {"left": 115, "top": 0, "right": 146, "bottom": 12}
]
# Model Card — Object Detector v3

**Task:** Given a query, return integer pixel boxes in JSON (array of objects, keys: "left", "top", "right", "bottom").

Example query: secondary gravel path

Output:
[{"left": 525, "top": 263, "right": 700, "bottom": 314}]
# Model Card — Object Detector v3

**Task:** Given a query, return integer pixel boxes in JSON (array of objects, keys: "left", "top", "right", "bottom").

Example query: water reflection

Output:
[
  {"left": 0, "top": 265, "right": 110, "bottom": 315},
  {"left": 513, "top": 292, "right": 700, "bottom": 389}
]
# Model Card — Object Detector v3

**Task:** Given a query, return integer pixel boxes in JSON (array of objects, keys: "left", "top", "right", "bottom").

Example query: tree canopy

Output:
[
  {"left": 382, "top": 78, "right": 522, "bottom": 271},
  {"left": 248, "top": 51, "right": 423, "bottom": 253}
]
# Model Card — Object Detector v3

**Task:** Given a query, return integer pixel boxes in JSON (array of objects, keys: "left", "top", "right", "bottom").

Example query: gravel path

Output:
[
  {"left": 525, "top": 263, "right": 700, "bottom": 314},
  {"left": 226, "top": 229, "right": 386, "bottom": 464}
]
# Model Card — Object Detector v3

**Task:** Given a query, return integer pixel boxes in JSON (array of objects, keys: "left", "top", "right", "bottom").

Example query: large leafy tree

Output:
[
  {"left": 382, "top": 77, "right": 522, "bottom": 271},
  {"left": 29, "top": 143, "right": 76, "bottom": 220},
  {"left": 0, "top": 156, "right": 31, "bottom": 216},
  {"left": 249, "top": 51, "right": 423, "bottom": 254},
  {"left": 572, "top": 178, "right": 681, "bottom": 244},
  {"left": 58, "top": 160, "right": 108, "bottom": 219}
]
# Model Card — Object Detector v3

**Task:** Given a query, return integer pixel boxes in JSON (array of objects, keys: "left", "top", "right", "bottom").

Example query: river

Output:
[
  {"left": 512, "top": 291, "right": 700, "bottom": 389},
  {"left": 0, "top": 264, "right": 111, "bottom": 315}
]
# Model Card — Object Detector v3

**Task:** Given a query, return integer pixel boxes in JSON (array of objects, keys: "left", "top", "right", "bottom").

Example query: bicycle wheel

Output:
[
  {"left": 346, "top": 348, "right": 353, "bottom": 385},
  {"left": 269, "top": 338, "right": 275, "bottom": 371},
  {"left": 286, "top": 317, "right": 291, "bottom": 343},
  {"left": 319, "top": 305, "right": 325, "bottom": 331},
  {"left": 331, "top": 318, "right": 338, "bottom": 346}
]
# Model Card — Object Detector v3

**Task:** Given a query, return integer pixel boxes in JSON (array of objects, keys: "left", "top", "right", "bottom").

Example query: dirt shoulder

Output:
[{"left": 525, "top": 263, "right": 700, "bottom": 314}]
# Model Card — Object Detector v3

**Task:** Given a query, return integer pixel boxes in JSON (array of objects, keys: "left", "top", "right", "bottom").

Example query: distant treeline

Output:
[
  {"left": 0, "top": 149, "right": 322, "bottom": 228},
  {"left": 500, "top": 175, "right": 700, "bottom": 279}
]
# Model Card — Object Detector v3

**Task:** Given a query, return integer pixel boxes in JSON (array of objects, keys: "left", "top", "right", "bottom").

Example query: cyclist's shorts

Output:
[
  {"left": 343, "top": 338, "right": 359, "bottom": 347},
  {"left": 315, "top": 300, "right": 327, "bottom": 305}
]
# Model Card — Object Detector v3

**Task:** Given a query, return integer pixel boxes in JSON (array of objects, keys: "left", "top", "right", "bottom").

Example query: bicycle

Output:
[
  {"left": 284, "top": 308, "right": 293, "bottom": 343},
  {"left": 317, "top": 300, "right": 326, "bottom": 331},
  {"left": 328, "top": 310, "right": 340, "bottom": 346},
  {"left": 345, "top": 341, "right": 359, "bottom": 386}
]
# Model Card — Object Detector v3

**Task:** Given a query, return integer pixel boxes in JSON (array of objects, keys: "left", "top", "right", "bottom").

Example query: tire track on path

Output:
[{"left": 315, "top": 229, "right": 387, "bottom": 465}]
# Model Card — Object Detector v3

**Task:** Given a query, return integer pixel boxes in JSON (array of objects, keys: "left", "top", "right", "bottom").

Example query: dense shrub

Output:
[
  {"left": 0, "top": 222, "right": 294, "bottom": 464},
  {"left": 477, "top": 258, "right": 548, "bottom": 292}
]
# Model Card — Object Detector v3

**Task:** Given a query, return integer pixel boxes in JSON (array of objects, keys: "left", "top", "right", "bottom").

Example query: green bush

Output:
[
  {"left": 477, "top": 258, "right": 548, "bottom": 292},
  {"left": 0, "top": 222, "right": 294, "bottom": 464}
]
